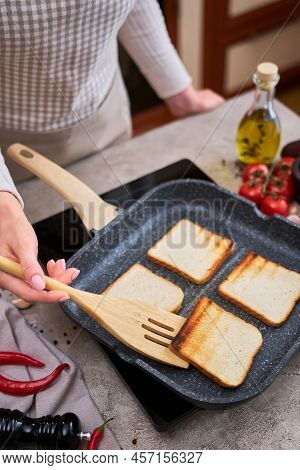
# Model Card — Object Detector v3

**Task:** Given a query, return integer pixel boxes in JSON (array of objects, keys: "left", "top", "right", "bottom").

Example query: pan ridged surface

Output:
[{"left": 62, "top": 180, "right": 300, "bottom": 407}]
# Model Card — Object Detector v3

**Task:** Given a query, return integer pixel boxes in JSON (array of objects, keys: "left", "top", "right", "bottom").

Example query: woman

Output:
[{"left": 0, "top": 0, "right": 224, "bottom": 301}]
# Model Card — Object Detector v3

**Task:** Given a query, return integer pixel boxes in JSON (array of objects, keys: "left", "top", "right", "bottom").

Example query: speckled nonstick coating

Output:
[{"left": 61, "top": 180, "right": 300, "bottom": 407}]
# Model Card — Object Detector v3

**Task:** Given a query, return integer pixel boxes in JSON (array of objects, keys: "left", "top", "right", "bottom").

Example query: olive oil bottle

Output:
[{"left": 236, "top": 62, "right": 281, "bottom": 164}]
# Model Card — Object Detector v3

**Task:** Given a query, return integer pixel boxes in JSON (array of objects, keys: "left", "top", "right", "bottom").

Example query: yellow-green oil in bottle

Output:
[
  {"left": 236, "top": 109, "right": 281, "bottom": 164},
  {"left": 236, "top": 62, "right": 281, "bottom": 165}
]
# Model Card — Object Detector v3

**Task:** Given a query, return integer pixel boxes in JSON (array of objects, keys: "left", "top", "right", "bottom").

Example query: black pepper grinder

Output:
[{"left": 0, "top": 408, "right": 91, "bottom": 450}]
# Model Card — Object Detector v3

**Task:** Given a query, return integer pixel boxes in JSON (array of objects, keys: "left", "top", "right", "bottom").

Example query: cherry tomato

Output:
[
  {"left": 260, "top": 194, "right": 289, "bottom": 217},
  {"left": 273, "top": 157, "right": 296, "bottom": 178},
  {"left": 242, "top": 164, "right": 269, "bottom": 182},
  {"left": 239, "top": 181, "right": 264, "bottom": 205},
  {"left": 247, "top": 175, "right": 266, "bottom": 184},
  {"left": 266, "top": 176, "right": 295, "bottom": 201},
  {"left": 281, "top": 156, "right": 296, "bottom": 166}
]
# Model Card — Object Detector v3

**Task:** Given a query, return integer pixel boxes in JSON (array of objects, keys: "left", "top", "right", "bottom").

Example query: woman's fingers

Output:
[
  {"left": 0, "top": 195, "right": 75, "bottom": 303},
  {"left": 3, "top": 196, "right": 46, "bottom": 291},
  {"left": 13, "top": 229, "right": 46, "bottom": 291},
  {"left": 46, "top": 259, "right": 80, "bottom": 285},
  {"left": 55, "top": 268, "right": 80, "bottom": 285},
  {"left": 0, "top": 271, "right": 69, "bottom": 303},
  {"left": 46, "top": 259, "right": 56, "bottom": 277},
  {"left": 0, "top": 250, "right": 79, "bottom": 303},
  {"left": 52, "top": 259, "right": 66, "bottom": 278}
]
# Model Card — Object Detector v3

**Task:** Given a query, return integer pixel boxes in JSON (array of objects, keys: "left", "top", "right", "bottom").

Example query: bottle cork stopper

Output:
[{"left": 256, "top": 62, "right": 278, "bottom": 81}]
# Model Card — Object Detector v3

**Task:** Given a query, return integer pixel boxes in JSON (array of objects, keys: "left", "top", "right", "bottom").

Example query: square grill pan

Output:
[{"left": 61, "top": 180, "right": 300, "bottom": 407}]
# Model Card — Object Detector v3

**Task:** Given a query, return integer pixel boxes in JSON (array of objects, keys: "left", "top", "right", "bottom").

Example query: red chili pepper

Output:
[
  {"left": 87, "top": 418, "right": 114, "bottom": 450},
  {"left": 0, "top": 363, "right": 69, "bottom": 396},
  {"left": 0, "top": 351, "right": 44, "bottom": 367}
]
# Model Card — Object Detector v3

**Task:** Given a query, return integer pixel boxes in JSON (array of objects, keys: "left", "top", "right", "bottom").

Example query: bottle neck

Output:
[
  {"left": 256, "top": 86, "right": 275, "bottom": 105},
  {"left": 249, "top": 85, "right": 276, "bottom": 116},
  {"left": 251, "top": 70, "right": 279, "bottom": 115}
]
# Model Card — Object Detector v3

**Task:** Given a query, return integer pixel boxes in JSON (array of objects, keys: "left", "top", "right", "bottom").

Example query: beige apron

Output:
[{"left": 1, "top": 70, "right": 132, "bottom": 183}]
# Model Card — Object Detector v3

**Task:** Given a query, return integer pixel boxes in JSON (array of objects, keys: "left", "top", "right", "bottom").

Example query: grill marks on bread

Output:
[
  {"left": 219, "top": 252, "right": 300, "bottom": 326},
  {"left": 170, "top": 297, "right": 263, "bottom": 388},
  {"left": 147, "top": 219, "right": 234, "bottom": 284}
]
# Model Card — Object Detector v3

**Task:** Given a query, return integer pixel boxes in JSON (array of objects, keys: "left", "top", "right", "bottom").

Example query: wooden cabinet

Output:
[{"left": 203, "top": 0, "right": 300, "bottom": 96}]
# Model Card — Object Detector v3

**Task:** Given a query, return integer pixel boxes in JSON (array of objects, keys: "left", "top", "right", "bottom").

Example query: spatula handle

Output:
[
  {"left": 0, "top": 256, "right": 77, "bottom": 298},
  {"left": 6, "top": 143, "right": 118, "bottom": 232}
]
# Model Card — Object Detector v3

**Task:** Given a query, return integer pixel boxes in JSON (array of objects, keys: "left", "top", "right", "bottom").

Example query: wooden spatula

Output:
[{"left": 0, "top": 256, "right": 188, "bottom": 369}]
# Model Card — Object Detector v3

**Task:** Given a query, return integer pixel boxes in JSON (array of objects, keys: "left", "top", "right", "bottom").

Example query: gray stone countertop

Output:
[{"left": 4, "top": 92, "right": 300, "bottom": 449}]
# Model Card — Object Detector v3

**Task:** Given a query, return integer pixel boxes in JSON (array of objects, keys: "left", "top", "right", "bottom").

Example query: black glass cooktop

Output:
[{"left": 33, "top": 159, "right": 214, "bottom": 431}]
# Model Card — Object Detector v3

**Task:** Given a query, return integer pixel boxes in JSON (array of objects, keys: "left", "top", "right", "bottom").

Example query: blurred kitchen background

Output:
[{"left": 119, "top": 0, "right": 300, "bottom": 135}]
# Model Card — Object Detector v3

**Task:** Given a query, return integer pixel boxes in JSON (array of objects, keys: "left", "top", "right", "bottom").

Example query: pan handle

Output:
[{"left": 6, "top": 143, "right": 118, "bottom": 232}]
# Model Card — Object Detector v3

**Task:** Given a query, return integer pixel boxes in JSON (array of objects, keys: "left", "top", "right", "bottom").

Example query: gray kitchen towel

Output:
[{"left": 0, "top": 298, "right": 120, "bottom": 450}]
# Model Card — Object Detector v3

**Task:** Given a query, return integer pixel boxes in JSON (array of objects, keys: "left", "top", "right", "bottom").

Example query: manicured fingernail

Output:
[
  {"left": 59, "top": 259, "right": 66, "bottom": 271},
  {"left": 49, "top": 259, "right": 55, "bottom": 266},
  {"left": 71, "top": 269, "right": 80, "bottom": 281},
  {"left": 58, "top": 295, "right": 70, "bottom": 303},
  {"left": 30, "top": 274, "right": 45, "bottom": 291}
]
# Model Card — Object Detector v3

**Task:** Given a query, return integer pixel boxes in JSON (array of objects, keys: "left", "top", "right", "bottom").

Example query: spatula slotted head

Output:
[{"left": 70, "top": 290, "right": 189, "bottom": 368}]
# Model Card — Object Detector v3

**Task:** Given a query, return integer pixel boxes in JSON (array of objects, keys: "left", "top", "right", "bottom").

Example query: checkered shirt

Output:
[{"left": 0, "top": 0, "right": 191, "bottom": 132}]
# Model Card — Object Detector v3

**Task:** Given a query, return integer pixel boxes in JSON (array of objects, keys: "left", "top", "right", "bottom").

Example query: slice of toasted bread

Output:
[
  {"left": 147, "top": 219, "right": 234, "bottom": 284},
  {"left": 218, "top": 252, "right": 300, "bottom": 327},
  {"left": 170, "top": 297, "right": 263, "bottom": 388},
  {"left": 102, "top": 263, "right": 184, "bottom": 313}
]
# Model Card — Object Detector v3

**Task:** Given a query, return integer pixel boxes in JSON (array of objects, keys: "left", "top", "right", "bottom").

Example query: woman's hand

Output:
[
  {"left": 0, "top": 192, "right": 80, "bottom": 302},
  {"left": 165, "top": 85, "right": 224, "bottom": 117}
]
